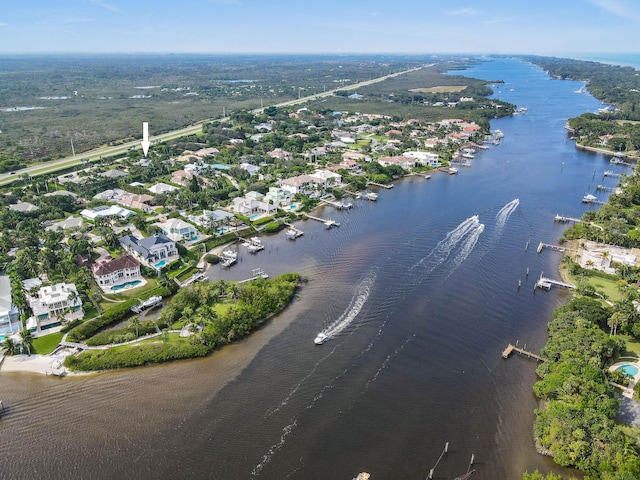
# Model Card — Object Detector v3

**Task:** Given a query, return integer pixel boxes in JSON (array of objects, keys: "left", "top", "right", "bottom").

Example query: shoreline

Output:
[{"left": 575, "top": 142, "right": 640, "bottom": 161}]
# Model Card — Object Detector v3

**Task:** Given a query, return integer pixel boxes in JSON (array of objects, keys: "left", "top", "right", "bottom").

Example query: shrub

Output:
[{"left": 264, "top": 221, "right": 284, "bottom": 233}]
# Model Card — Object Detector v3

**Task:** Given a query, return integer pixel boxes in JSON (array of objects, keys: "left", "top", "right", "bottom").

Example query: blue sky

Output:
[{"left": 1, "top": 0, "right": 639, "bottom": 55}]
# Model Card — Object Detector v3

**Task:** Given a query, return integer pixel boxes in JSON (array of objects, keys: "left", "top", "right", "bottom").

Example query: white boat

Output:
[
  {"left": 285, "top": 228, "right": 303, "bottom": 239},
  {"left": 365, "top": 192, "right": 378, "bottom": 201},
  {"left": 448, "top": 167, "right": 459, "bottom": 175},
  {"left": 131, "top": 295, "right": 163, "bottom": 313},
  {"left": 246, "top": 243, "right": 264, "bottom": 253},
  {"left": 582, "top": 194, "right": 597, "bottom": 203},
  {"left": 221, "top": 249, "right": 237, "bottom": 260},
  {"left": 314, "top": 332, "right": 329, "bottom": 345}
]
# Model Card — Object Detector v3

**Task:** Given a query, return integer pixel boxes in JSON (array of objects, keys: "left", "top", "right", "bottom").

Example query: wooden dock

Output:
[
  {"left": 319, "top": 198, "right": 353, "bottom": 210},
  {"left": 305, "top": 214, "right": 340, "bottom": 228},
  {"left": 366, "top": 180, "right": 393, "bottom": 189},
  {"left": 535, "top": 276, "right": 576, "bottom": 290},
  {"left": 502, "top": 344, "right": 544, "bottom": 362},
  {"left": 554, "top": 214, "right": 581, "bottom": 224},
  {"left": 238, "top": 268, "right": 269, "bottom": 283}
]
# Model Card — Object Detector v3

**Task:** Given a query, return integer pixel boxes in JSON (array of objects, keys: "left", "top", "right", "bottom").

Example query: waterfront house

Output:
[
  {"left": 309, "top": 169, "right": 342, "bottom": 188},
  {"left": 0, "top": 274, "right": 20, "bottom": 336},
  {"left": 279, "top": 174, "right": 315, "bottom": 195},
  {"left": 120, "top": 234, "right": 179, "bottom": 266},
  {"left": 402, "top": 151, "right": 441, "bottom": 167},
  {"left": 263, "top": 187, "right": 291, "bottom": 206},
  {"left": 155, "top": 218, "right": 199, "bottom": 242},
  {"left": 92, "top": 254, "right": 141, "bottom": 288},
  {"left": 188, "top": 209, "right": 235, "bottom": 229},
  {"left": 26, "top": 282, "right": 84, "bottom": 336},
  {"left": 377, "top": 156, "right": 416, "bottom": 170}
]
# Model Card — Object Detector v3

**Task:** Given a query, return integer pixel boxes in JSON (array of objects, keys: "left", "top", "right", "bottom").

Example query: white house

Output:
[
  {"left": 80, "top": 205, "right": 135, "bottom": 221},
  {"left": 377, "top": 156, "right": 416, "bottom": 170},
  {"left": 263, "top": 187, "right": 291, "bottom": 206},
  {"left": 279, "top": 175, "right": 315, "bottom": 195},
  {"left": 309, "top": 169, "right": 342, "bottom": 187},
  {"left": 0, "top": 275, "right": 20, "bottom": 336},
  {"left": 92, "top": 254, "right": 142, "bottom": 288},
  {"left": 148, "top": 182, "right": 178, "bottom": 194},
  {"left": 403, "top": 150, "right": 441, "bottom": 167},
  {"left": 26, "top": 282, "right": 84, "bottom": 336},
  {"left": 155, "top": 218, "right": 199, "bottom": 242}
]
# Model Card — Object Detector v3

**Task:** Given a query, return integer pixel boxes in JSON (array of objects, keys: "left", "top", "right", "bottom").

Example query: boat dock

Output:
[
  {"left": 554, "top": 214, "right": 581, "bottom": 224},
  {"left": 604, "top": 170, "right": 622, "bottom": 177},
  {"left": 284, "top": 224, "right": 304, "bottom": 239},
  {"left": 366, "top": 180, "right": 393, "bottom": 189},
  {"left": 502, "top": 343, "right": 544, "bottom": 362},
  {"left": 305, "top": 214, "right": 340, "bottom": 228},
  {"left": 238, "top": 268, "right": 269, "bottom": 283},
  {"left": 596, "top": 184, "right": 614, "bottom": 192},
  {"left": 537, "top": 242, "right": 575, "bottom": 254},
  {"left": 535, "top": 276, "right": 576, "bottom": 290},
  {"left": 319, "top": 198, "right": 353, "bottom": 210},
  {"left": 131, "top": 295, "right": 163, "bottom": 313}
]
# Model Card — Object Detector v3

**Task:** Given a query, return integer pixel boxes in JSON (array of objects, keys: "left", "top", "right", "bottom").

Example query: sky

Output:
[{"left": 1, "top": 0, "right": 639, "bottom": 56}]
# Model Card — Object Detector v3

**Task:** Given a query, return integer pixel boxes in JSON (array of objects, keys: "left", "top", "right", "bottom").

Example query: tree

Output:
[
  {"left": 130, "top": 316, "right": 141, "bottom": 338},
  {"left": 2, "top": 337, "right": 18, "bottom": 356},
  {"left": 19, "top": 329, "right": 34, "bottom": 356}
]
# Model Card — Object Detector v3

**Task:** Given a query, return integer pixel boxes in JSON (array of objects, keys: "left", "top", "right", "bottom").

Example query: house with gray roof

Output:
[{"left": 120, "top": 234, "right": 179, "bottom": 267}]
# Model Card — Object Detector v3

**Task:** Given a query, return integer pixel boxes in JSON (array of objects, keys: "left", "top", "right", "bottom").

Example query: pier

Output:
[
  {"left": 238, "top": 268, "right": 269, "bottom": 283},
  {"left": 366, "top": 180, "right": 393, "bottom": 189},
  {"left": 554, "top": 214, "right": 581, "bottom": 224},
  {"left": 304, "top": 213, "right": 340, "bottom": 228},
  {"left": 604, "top": 170, "right": 622, "bottom": 177},
  {"left": 535, "top": 276, "right": 576, "bottom": 290},
  {"left": 502, "top": 343, "right": 545, "bottom": 362},
  {"left": 319, "top": 198, "right": 353, "bottom": 210},
  {"left": 537, "top": 242, "right": 575, "bottom": 254},
  {"left": 596, "top": 184, "right": 614, "bottom": 192},
  {"left": 284, "top": 224, "right": 304, "bottom": 239}
]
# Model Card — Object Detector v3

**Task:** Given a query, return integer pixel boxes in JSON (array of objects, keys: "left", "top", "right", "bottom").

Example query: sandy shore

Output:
[{"left": 0, "top": 354, "right": 87, "bottom": 376}]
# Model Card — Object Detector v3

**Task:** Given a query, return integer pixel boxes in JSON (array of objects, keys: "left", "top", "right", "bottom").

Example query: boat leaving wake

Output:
[
  {"left": 314, "top": 270, "right": 376, "bottom": 345},
  {"left": 495, "top": 198, "right": 519, "bottom": 229}
]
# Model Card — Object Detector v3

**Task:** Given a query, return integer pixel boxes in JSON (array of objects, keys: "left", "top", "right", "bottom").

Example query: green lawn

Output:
[
  {"left": 566, "top": 269, "right": 622, "bottom": 303},
  {"left": 617, "top": 334, "right": 640, "bottom": 357},
  {"left": 32, "top": 332, "right": 64, "bottom": 355}
]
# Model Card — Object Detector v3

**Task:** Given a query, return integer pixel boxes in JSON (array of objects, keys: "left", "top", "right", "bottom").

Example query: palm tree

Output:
[
  {"left": 19, "top": 329, "right": 34, "bottom": 356},
  {"left": 2, "top": 337, "right": 17, "bottom": 356},
  {"left": 130, "top": 316, "right": 141, "bottom": 338}
]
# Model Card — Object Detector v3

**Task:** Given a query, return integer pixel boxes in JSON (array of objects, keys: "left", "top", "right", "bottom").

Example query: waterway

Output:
[{"left": 0, "top": 58, "right": 621, "bottom": 479}]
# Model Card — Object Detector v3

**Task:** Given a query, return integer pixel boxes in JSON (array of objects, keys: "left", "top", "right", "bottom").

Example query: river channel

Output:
[{"left": 0, "top": 58, "right": 618, "bottom": 479}]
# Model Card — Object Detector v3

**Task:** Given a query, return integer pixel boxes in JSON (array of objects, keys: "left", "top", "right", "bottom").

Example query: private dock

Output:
[
  {"left": 554, "top": 214, "right": 581, "bottom": 224},
  {"left": 604, "top": 170, "right": 622, "bottom": 177},
  {"left": 366, "top": 180, "right": 393, "bottom": 189},
  {"left": 319, "top": 198, "right": 353, "bottom": 210},
  {"left": 596, "top": 184, "right": 614, "bottom": 192},
  {"left": 502, "top": 343, "right": 544, "bottom": 362},
  {"left": 238, "top": 268, "right": 269, "bottom": 283},
  {"left": 284, "top": 224, "right": 304, "bottom": 239},
  {"left": 537, "top": 242, "right": 574, "bottom": 254},
  {"left": 535, "top": 276, "right": 576, "bottom": 290},
  {"left": 305, "top": 214, "right": 340, "bottom": 228}
]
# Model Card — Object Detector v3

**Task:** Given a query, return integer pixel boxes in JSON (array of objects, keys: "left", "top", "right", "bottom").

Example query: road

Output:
[{"left": 0, "top": 64, "right": 432, "bottom": 187}]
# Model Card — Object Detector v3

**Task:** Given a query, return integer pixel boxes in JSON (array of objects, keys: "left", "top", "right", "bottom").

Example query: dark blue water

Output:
[{"left": 0, "top": 58, "right": 620, "bottom": 480}]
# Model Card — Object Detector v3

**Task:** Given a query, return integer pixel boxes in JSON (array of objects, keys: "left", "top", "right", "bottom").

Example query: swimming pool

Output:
[
  {"left": 616, "top": 364, "right": 639, "bottom": 376},
  {"left": 154, "top": 260, "right": 166, "bottom": 268},
  {"left": 216, "top": 227, "right": 229, "bottom": 235},
  {"left": 111, "top": 280, "right": 142, "bottom": 291},
  {"left": 249, "top": 215, "right": 260, "bottom": 221}
]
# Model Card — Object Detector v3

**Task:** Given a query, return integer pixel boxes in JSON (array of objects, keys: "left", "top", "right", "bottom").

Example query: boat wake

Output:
[
  {"left": 314, "top": 270, "right": 376, "bottom": 345},
  {"left": 495, "top": 198, "right": 519, "bottom": 230},
  {"left": 413, "top": 215, "right": 484, "bottom": 276}
]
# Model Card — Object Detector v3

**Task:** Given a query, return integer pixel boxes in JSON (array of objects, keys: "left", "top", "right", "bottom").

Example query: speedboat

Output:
[{"left": 314, "top": 333, "right": 329, "bottom": 345}]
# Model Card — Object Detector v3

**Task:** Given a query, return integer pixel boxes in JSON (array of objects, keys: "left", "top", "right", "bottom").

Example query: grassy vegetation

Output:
[
  {"left": 617, "top": 334, "right": 640, "bottom": 357},
  {"left": 32, "top": 332, "right": 64, "bottom": 355}
]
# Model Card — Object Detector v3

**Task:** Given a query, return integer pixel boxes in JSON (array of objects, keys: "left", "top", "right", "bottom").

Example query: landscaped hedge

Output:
[
  {"left": 264, "top": 221, "right": 285, "bottom": 233},
  {"left": 64, "top": 341, "right": 209, "bottom": 370},
  {"left": 86, "top": 318, "right": 169, "bottom": 346}
]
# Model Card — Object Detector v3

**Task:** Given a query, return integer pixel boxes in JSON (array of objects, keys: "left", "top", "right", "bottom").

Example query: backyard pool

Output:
[
  {"left": 249, "top": 215, "right": 260, "bottom": 220},
  {"left": 216, "top": 227, "right": 229, "bottom": 235},
  {"left": 616, "top": 364, "right": 639, "bottom": 376},
  {"left": 154, "top": 260, "right": 166, "bottom": 268},
  {"left": 111, "top": 280, "right": 142, "bottom": 291}
]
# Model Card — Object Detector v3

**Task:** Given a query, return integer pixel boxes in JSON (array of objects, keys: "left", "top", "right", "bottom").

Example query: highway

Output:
[{"left": 0, "top": 64, "right": 431, "bottom": 187}]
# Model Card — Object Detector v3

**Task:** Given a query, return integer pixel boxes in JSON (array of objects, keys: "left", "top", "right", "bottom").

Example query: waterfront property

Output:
[
  {"left": 92, "top": 254, "right": 142, "bottom": 291},
  {"left": 120, "top": 233, "right": 179, "bottom": 267},
  {"left": 154, "top": 217, "right": 199, "bottom": 242},
  {"left": 0, "top": 274, "right": 20, "bottom": 336},
  {"left": 25, "top": 282, "right": 84, "bottom": 336}
]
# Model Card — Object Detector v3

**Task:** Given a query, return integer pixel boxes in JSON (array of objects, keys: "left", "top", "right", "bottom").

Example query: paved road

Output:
[{"left": 0, "top": 64, "right": 431, "bottom": 187}]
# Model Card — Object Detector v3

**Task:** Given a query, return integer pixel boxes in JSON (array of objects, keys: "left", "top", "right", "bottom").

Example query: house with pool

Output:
[
  {"left": 0, "top": 274, "right": 20, "bottom": 337},
  {"left": 92, "top": 254, "right": 145, "bottom": 292},
  {"left": 25, "top": 282, "right": 84, "bottom": 336},
  {"left": 120, "top": 233, "right": 179, "bottom": 270},
  {"left": 154, "top": 218, "right": 199, "bottom": 242}
]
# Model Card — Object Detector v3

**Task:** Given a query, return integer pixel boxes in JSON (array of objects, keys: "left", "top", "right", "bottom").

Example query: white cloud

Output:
[
  {"left": 587, "top": 0, "right": 640, "bottom": 21},
  {"left": 447, "top": 7, "right": 478, "bottom": 16},
  {"left": 90, "top": 0, "right": 122, "bottom": 13}
]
